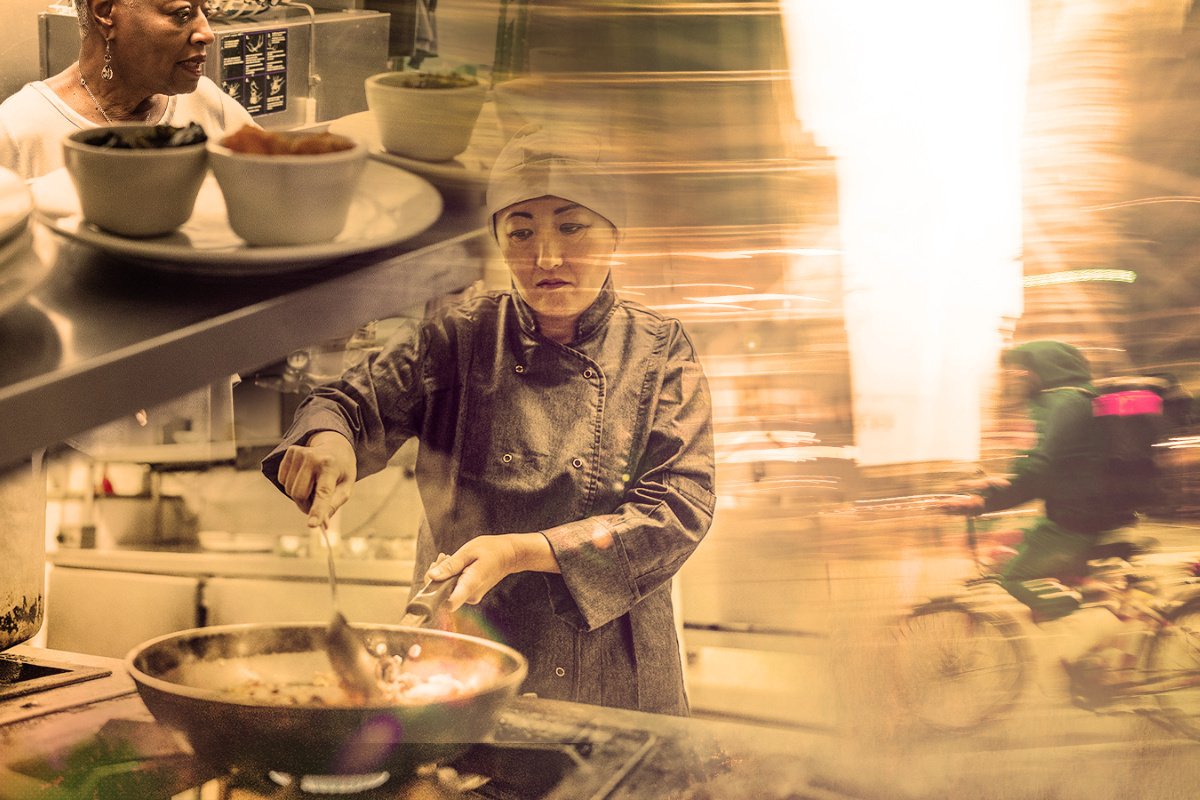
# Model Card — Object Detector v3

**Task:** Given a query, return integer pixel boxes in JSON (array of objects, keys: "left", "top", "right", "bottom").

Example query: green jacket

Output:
[{"left": 981, "top": 340, "right": 1134, "bottom": 534}]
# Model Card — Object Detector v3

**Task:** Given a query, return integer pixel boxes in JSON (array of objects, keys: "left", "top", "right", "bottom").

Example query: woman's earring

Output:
[{"left": 101, "top": 38, "right": 113, "bottom": 80}]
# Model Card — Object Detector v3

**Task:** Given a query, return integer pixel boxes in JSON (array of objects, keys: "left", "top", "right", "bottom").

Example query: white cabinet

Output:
[
  {"left": 44, "top": 551, "right": 416, "bottom": 657},
  {"left": 203, "top": 577, "right": 413, "bottom": 626},
  {"left": 45, "top": 566, "right": 201, "bottom": 659}
]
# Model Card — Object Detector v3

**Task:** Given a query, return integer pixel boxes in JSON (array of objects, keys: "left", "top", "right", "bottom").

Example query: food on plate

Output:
[
  {"left": 76, "top": 123, "right": 207, "bottom": 150},
  {"left": 219, "top": 125, "right": 355, "bottom": 156}
]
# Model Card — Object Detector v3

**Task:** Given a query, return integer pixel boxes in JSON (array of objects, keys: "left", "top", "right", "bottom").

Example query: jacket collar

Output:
[{"left": 511, "top": 273, "right": 617, "bottom": 347}]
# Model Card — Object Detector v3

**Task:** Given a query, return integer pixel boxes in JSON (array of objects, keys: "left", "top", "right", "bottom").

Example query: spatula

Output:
[{"left": 318, "top": 522, "right": 385, "bottom": 703}]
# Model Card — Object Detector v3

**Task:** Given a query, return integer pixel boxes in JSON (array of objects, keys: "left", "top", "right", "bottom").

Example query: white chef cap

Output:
[{"left": 486, "top": 124, "right": 624, "bottom": 241}]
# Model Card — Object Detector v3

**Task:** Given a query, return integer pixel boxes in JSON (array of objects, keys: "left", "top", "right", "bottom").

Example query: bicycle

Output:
[{"left": 889, "top": 511, "right": 1200, "bottom": 739}]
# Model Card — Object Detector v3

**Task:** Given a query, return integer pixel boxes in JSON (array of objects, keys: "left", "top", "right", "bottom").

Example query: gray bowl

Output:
[{"left": 63, "top": 125, "right": 208, "bottom": 238}]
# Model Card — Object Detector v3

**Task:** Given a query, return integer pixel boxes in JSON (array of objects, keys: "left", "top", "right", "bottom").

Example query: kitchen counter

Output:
[
  {"left": 0, "top": 645, "right": 840, "bottom": 800},
  {"left": 0, "top": 204, "right": 493, "bottom": 470},
  {"left": 50, "top": 545, "right": 415, "bottom": 585}
]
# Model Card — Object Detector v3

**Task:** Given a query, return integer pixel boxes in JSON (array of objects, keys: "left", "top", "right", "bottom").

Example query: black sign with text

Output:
[{"left": 219, "top": 29, "right": 288, "bottom": 116}]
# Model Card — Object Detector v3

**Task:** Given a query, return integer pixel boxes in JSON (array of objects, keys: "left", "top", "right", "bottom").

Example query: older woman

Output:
[
  {"left": 263, "top": 126, "right": 716, "bottom": 716},
  {"left": 0, "top": 0, "right": 252, "bottom": 180}
]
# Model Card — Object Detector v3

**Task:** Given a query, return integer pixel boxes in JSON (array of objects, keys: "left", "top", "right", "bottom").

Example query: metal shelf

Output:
[{"left": 0, "top": 208, "right": 491, "bottom": 469}]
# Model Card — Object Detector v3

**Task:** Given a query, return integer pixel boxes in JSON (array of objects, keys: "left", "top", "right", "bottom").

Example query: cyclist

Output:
[{"left": 940, "top": 340, "right": 1137, "bottom": 692}]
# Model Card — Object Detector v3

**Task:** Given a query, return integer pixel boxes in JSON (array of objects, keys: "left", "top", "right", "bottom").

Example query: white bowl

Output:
[
  {"left": 63, "top": 124, "right": 208, "bottom": 238},
  {"left": 365, "top": 71, "right": 486, "bottom": 162},
  {"left": 207, "top": 130, "right": 367, "bottom": 247}
]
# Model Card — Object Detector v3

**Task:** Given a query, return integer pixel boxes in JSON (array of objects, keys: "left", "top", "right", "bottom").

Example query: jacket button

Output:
[
  {"left": 572, "top": 458, "right": 583, "bottom": 469},
  {"left": 502, "top": 453, "right": 513, "bottom": 463},
  {"left": 583, "top": 368, "right": 594, "bottom": 379},
  {"left": 515, "top": 365, "right": 526, "bottom": 374},
  {"left": 554, "top": 667, "right": 566, "bottom": 677}
]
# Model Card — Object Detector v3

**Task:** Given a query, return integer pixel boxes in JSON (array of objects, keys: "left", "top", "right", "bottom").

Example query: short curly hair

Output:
[{"left": 72, "top": 0, "right": 91, "bottom": 37}]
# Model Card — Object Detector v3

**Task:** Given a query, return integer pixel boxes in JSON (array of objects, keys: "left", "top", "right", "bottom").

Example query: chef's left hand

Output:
[{"left": 426, "top": 533, "right": 560, "bottom": 611}]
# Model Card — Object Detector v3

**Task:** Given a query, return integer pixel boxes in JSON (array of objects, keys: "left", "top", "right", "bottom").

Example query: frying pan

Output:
[{"left": 125, "top": 620, "right": 527, "bottom": 778}]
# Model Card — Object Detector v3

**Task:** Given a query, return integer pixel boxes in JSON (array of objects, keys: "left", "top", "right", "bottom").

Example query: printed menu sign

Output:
[{"left": 219, "top": 29, "right": 288, "bottom": 116}]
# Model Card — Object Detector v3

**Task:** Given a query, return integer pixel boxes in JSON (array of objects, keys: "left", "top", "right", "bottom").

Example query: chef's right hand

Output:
[{"left": 277, "top": 431, "right": 357, "bottom": 528}]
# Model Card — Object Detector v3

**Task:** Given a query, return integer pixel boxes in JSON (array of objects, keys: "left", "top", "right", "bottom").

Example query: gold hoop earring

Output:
[{"left": 101, "top": 38, "right": 113, "bottom": 80}]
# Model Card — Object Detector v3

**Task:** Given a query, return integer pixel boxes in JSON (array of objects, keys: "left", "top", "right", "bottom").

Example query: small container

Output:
[
  {"left": 63, "top": 124, "right": 209, "bottom": 238},
  {"left": 365, "top": 71, "right": 486, "bottom": 162},
  {"left": 207, "top": 129, "right": 367, "bottom": 247}
]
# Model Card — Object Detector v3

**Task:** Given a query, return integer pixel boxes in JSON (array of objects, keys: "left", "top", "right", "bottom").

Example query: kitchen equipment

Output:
[
  {"left": 29, "top": 159, "right": 442, "bottom": 275},
  {"left": 323, "top": 576, "right": 461, "bottom": 701},
  {"left": 317, "top": 520, "right": 386, "bottom": 703},
  {"left": 9, "top": 643, "right": 783, "bottom": 800},
  {"left": 0, "top": 166, "right": 32, "bottom": 246},
  {"left": 205, "top": 0, "right": 286, "bottom": 18},
  {"left": 325, "top": 608, "right": 384, "bottom": 702},
  {"left": 0, "top": 453, "right": 45, "bottom": 651},
  {"left": 94, "top": 495, "right": 199, "bottom": 548},
  {"left": 0, "top": 228, "right": 51, "bottom": 321},
  {"left": 125, "top": 622, "right": 527, "bottom": 778}
]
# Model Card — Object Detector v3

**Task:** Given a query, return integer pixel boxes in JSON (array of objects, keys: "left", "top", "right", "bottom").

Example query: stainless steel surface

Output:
[
  {"left": 0, "top": 651, "right": 109, "bottom": 703},
  {"left": 49, "top": 546, "right": 415, "bottom": 582},
  {"left": 39, "top": 7, "right": 389, "bottom": 128},
  {"left": 0, "top": 211, "right": 489, "bottom": 470}
]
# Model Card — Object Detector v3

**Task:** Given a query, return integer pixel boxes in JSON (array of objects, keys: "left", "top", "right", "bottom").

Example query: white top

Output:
[{"left": 0, "top": 77, "right": 255, "bottom": 180}]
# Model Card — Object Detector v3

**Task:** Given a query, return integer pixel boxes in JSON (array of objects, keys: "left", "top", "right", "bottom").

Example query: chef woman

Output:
[
  {"left": 263, "top": 125, "right": 716, "bottom": 716},
  {"left": 0, "top": 0, "right": 252, "bottom": 180}
]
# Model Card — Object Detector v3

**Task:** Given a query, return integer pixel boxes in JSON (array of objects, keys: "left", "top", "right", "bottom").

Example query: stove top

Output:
[
  {"left": 220, "top": 722, "right": 655, "bottom": 799},
  {"left": 0, "top": 652, "right": 110, "bottom": 702},
  {"left": 0, "top": 646, "right": 830, "bottom": 800},
  {"left": 2, "top": 680, "right": 656, "bottom": 800}
]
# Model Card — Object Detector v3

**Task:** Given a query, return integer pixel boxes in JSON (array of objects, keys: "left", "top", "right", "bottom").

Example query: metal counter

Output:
[
  {"left": 0, "top": 206, "right": 492, "bottom": 470},
  {"left": 49, "top": 546, "right": 414, "bottom": 584}
]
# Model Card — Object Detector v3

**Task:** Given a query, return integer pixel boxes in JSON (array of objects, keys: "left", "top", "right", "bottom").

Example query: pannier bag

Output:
[{"left": 1092, "top": 376, "right": 1169, "bottom": 515}]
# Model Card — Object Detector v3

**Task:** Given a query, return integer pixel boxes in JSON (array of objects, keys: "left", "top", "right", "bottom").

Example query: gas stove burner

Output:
[
  {"left": 268, "top": 770, "right": 391, "bottom": 794},
  {"left": 0, "top": 652, "right": 110, "bottom": 701},
  {"left": 222, "top": 726, "right": 656, "bottom": 800}
]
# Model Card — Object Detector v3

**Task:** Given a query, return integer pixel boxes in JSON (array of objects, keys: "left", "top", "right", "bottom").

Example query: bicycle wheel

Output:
[
  {"left": 891, "top": 600, "right": 1028, "bottom": 732},
  {"left": 1145, "top": 599, "right": 1200, "bottom": 739}
]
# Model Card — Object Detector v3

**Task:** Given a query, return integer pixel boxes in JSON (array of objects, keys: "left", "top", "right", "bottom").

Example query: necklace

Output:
[{"left": 79, "top": 75, "right": 156, "bottom": 124}]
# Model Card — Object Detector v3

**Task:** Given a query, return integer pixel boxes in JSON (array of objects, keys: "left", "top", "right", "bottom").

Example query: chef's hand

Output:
[
  {"left": 958, "top": 475, "right": 1011, "bottom": 493},
  {"left": 426, "top": 533, "right": 561, "bottom": 611},
  {"left": 277, "top": 431, "right": 357, "bottom": 528}
]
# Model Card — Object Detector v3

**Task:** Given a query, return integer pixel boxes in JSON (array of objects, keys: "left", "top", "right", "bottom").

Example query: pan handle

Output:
[{"left": 403, "top": 575, "right": 459, "bottom": 626}]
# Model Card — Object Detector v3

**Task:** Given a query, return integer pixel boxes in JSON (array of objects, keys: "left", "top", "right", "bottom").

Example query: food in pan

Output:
[
  {"left": 219, "top": 125, "right": 356, "bottom": 155},
  {"left": 219, "top": 652, "right": 490, "bottom": 706}
]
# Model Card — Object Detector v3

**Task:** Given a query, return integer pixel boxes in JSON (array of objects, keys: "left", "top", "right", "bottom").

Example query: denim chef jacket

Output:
[{"left": 263, "top": 277, "right": 717, "bottom": 715}]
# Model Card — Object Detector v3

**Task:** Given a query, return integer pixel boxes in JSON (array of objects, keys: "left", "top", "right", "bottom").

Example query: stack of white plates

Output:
[
  {"left": 0, "top": 166, "right": 46, "bottom": 320},
  {"left": 0, "top": 167, "right": 30, "bottom": 246}
]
